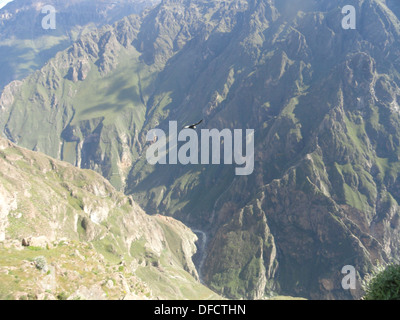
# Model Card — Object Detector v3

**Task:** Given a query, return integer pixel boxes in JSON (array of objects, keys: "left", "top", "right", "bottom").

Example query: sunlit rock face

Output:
[{"left": 3, "top": 0, "right": 400, "bottom": 299}]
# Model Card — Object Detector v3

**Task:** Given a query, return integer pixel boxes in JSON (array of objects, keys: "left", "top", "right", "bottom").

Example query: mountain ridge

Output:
[
  {"left": 0, "top": 135, "right": 222, "bottom": 300},
  {"left": 0, "top": 0, "right": 160, "bottom": 91},
  {"left": 2, "top": 0, "right": 400, "bottom": 299}
]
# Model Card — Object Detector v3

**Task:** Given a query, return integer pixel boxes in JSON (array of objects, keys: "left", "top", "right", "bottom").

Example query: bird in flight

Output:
[{"left": 183, "top": 119, "right": 203, "bottom": 129}]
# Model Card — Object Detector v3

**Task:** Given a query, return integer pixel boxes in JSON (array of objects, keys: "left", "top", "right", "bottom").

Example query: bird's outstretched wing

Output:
[{"left": 183, "top": 119, "right": 203, "bottom": 129}]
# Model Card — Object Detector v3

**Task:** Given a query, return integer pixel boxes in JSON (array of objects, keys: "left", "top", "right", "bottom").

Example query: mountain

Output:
[
  {"left": 0, "top": 0, "right": 160, "bottom": 91},
  {"left": 0, "top": 135, "right": 220, "bottom": 300},
  {"left": 2, "top": 0, "right": 400, "bottom": 300}
]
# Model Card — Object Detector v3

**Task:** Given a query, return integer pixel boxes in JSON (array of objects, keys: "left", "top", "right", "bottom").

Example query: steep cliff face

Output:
[
  {"left": 200, "top": 0, "right": 400, "bottom": 299},
  {"left": 2, "top": 0, "right": 400, "bottom": 299},
  {"left": 0, "top": 0, "right": 160, "bottom": 91},
  {"left": 0, "top": 13, "right": 147, "bottom": 190},
  {"left": 0, "top": 136, "right": 219, "bottom": 300}
]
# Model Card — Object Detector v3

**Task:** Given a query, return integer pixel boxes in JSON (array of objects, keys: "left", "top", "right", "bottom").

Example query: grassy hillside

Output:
[
  {"left": 0, "top": 136, "right": 221, "bottom": 300},
  {"left": 0, "top": 0, "right": 159, "bottom": 91},
  {"left": 2, "top": 0, "right": 400, "bottom": 300}
]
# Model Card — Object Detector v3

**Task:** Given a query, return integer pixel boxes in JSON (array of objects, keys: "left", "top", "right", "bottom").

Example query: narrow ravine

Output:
[{"left": 191, "top": 229, "right": 207, "bottom": 284}]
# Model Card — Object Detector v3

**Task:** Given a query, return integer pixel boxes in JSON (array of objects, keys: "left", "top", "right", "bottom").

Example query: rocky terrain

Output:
[
  {"left": 0, "top": 136, "right": 220, "bottom": 300},
  {"left": 2, "top": 0, "right": 400, "bottom": 300},
  {"left": 0, "top": 0, "right": 160, "bottom": 91}
]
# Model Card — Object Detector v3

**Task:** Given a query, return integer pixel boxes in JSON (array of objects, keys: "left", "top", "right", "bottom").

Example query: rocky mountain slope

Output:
[
  {"left": 0, "top": 136, "right": 220, "bottom": 300},
  {"left": 0, "top": 0, "right": 159, "bottom": 91},
  {"left": 2, "top": 0, "right": 400, "bottom": 299}
]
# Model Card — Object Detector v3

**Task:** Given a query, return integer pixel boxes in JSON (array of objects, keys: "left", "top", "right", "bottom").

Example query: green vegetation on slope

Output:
[{"left": 0, "top": 136, "right": 221, "bottom": 300}]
